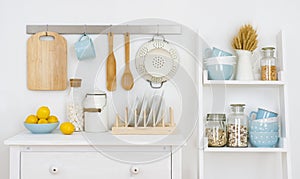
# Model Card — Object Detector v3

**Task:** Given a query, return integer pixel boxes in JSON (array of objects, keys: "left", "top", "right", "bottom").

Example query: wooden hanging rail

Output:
[{"left": 26, "top": 25, "right": 182, "bottom": 35}]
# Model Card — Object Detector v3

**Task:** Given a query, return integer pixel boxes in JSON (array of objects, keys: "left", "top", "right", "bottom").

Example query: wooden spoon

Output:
[
  {"left": 121, "top": 32, "right": 134, "bottom": 90},
  {"left": 106, "top": 32, "right": 116, "bottom": 91}
]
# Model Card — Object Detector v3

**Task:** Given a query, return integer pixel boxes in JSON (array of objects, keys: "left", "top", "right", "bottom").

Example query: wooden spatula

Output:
[
  {"left": 106, "top": 32, "right": 117, "bottom": 91},
  {"left": 121, "top": 32, "right": 134, "bottom": 90}
]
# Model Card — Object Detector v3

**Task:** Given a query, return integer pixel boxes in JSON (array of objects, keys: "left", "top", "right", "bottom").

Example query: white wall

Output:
[{"left": 1, "top": 0, "right": 300, "bottom": 178}]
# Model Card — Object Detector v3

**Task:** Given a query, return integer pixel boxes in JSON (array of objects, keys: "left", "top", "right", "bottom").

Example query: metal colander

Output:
[{"left": 135, "top": 36, "right": 180, "bottom": 88}]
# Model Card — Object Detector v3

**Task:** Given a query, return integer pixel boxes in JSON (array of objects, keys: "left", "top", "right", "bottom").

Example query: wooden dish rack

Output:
[{"left": 112, "top": 107, "right": 176, "bottom": 135}]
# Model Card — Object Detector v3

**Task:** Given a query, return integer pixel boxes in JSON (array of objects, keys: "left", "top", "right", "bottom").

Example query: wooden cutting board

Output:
[{"left": 27, "top": 31, "right": 67, "bottom": 90}]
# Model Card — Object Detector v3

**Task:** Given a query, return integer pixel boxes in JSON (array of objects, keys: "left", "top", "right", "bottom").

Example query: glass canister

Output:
[
  {"left": 261, "top": 47, "right": 277, "bottom": 81},
  {"left": 66, "top": 79, "right": 84, "bottom": 131},
  {"left": 205, "top": 114, "right": 227, "bottom": 147},
  {"left": 227, "top": 104, "right": 248, "bottom": 147},
  {"left": 83, "top": 91, "right": 108, "bottom": 132}
]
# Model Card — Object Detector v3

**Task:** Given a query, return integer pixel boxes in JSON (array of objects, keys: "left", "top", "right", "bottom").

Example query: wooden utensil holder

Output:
[{"left": 112, "top": 107, "right": 176, "bottom": 135}]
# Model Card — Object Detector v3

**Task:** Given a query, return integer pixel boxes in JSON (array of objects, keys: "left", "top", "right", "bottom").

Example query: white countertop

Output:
[{"left": 4, "top": 130, "right": 186, "bottom": 147}]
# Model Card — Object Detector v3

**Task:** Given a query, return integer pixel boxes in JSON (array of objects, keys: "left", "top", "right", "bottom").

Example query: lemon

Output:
[
  {"left": 38, "top": 118, "right": 48, "bottom": 124},
  {"left": 60, "top": 122, "right": 75, "bottom": 135},
  {"left": 48, "top": 115, "right": 59, "bottom": 123},
  {"left": 36, "top": 106, "right": 50, "bottom": 119},
  {"left": 25, "top": 115, "right": 38, "bottom": 124}
]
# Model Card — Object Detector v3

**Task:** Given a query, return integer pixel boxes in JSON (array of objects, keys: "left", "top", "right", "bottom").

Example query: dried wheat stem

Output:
[{"left": 232, "top": 24, "right": 258, "bottom": 52}]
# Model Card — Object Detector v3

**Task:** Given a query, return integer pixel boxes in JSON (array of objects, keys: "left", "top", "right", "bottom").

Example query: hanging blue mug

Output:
[{"left": 75, "top": 34, "right": 96, "bottom": 60}]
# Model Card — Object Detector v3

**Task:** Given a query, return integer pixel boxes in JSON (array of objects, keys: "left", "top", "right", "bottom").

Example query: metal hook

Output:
[
  {"left": 46, "top": 24, "right": 48, "bottom": 36},
  {"left": 84, "top": 24, "right": 87, "bottom": 36},
  {"left": 108, "top": 24, "right": 113, "bottom": 36},
  {"left": 151, "top": 24, "right": 165, "bottom": 42}
]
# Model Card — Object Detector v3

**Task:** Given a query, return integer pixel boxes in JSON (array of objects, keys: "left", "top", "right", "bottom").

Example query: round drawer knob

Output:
[
  {"left": 49, "top": 166, "right": 59, "bottom": 174},
  {"left": 130, "top": 166, "right": 139, "bottom": 174}
]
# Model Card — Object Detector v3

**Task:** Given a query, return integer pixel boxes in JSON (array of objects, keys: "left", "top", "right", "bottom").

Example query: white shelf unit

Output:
[{"left": 198, "top": 31, "right": 292, "bottom": 179}]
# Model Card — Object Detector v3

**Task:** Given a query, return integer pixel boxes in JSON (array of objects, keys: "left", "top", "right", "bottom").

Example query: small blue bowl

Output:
[
  {"left": 211, "top": 47, "right": 232, "bottom": 57},
  {"left": 249, "top": 132, "right": 279, "bottom": 147},
  {"left": 206, "top": 64, "right": 234, "bottom": 80},
  {"left": 24, "top": 122, "right": 60, "bottom": 134},
  {"left": 249, "top": 120, "right": 279, "bottom": 132}
]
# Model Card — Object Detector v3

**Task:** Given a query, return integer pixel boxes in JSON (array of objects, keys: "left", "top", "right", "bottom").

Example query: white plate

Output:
[
  {"left": 127, "top": 97, "right": 139, "bottom": 126},
  {"left": 145, "top": 108, "right": 153, "bottom": 127},
  {"left": 155, "top": 91, "right": 164, "bottom": 122},
  {"left": 156, "top": 98, "right": 166, "bottom": 125},
  {"left": 146, "top": 95, "right": 160, "bottom": 126},
  {"left": 156, "top": 104, "right": 166, "bottom": 126},
  {"left": 140, "top": 92, "right": 150, "bottom": 114},
  {"left": 137, "top": 97, "right": 148, "bottom": 126}
]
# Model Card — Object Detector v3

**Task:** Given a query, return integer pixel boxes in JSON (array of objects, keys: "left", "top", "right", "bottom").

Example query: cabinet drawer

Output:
[{"left": 21, "top": 152, "right": 171, "bottom": 179}]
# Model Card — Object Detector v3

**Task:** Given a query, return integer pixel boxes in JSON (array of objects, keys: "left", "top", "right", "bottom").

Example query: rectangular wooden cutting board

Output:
[{"left": 27, "top": 31, "right": 67, "bottom": 90}]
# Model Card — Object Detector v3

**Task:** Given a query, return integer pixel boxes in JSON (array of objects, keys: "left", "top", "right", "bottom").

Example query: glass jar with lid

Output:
[
  {"left": 260, "top": 47, "right": 277, "bottom": 80},
  {"left": 227, "top": 104, "right": 248, "bottom": 147},
  {"left": 205, "top": 114, "right": 227, "bottom": 147},
  {"left": 66, "top": 78, "right": 84, "bottom": 131}
]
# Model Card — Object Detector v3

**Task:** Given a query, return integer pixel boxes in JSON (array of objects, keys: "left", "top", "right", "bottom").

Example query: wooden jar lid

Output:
[{"left": 69, "top": 78, "right": 82, "bottom": 87}]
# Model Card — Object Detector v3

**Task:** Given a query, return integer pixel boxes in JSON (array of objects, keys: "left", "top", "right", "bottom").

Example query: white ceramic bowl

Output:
[{"left": 204, "top": 56, "right": 237, "bottom": 65}]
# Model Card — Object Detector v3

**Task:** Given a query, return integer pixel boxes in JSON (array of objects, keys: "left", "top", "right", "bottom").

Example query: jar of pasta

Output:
[{"left": 261, "top": 47, "right": 277, "bottom": 81}]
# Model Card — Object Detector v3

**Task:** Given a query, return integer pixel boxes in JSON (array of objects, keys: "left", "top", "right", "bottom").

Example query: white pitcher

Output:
[
  {"left": 235, "top": 50, "right": 254, "bottom": 80},
  {"left": 83, "top": 91, "right": 108, "bottom": 132}
]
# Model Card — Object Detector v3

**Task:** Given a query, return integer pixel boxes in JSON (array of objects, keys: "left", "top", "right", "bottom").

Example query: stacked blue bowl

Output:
[
  {"left": 204, "top": 47, "right": 236, "bottom": 80},
  {"left": 249, "top": 117, "right": 279, "bottom": 147}
]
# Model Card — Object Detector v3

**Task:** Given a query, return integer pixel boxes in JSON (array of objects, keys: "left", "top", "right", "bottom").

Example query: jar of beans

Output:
[
  {"left": 66, "top": 79, "right": 84, "bottom": 132},
  {"left": 205, "top": 114, "right": 227, "bottom": 147},
  {"left": 227, "top": 104, "right": 248, "bottom": 147}
]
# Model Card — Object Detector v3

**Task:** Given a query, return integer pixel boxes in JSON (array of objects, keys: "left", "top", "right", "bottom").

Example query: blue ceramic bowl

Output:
[
  {"left": 211, "top": 47, "right": 232, "bottom": 57},
  {"left": 24, "top": 122, "right": 59, "bottom": 134},
  {"left": 249, "top": 120, "right": 279, "bottom": 132},
  {"left": 206, "top": 64, "right": 234, "bottom": 80},
  {"left": 249, "top": 132, "right": 279, "bottom": 147},
  {"left": 204, "top": 56, "right": 236, "bottom": 80}
]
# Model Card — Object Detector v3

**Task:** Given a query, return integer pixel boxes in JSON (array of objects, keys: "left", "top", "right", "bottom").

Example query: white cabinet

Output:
[
  {"left": 198, "top": 31, "right": 292, "bottom": 179},
  {"left": 21, "top": 152, "right": 171, "bottom": 179},
  {"left": 5, "top": 131, "right": 182, "bottom": 179}
]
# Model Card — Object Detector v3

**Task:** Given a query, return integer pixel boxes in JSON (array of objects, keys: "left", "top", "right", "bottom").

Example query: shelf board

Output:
[
  {"left": 203, "top": 79, "right": 285, "bottom": 85},
  {"left": 204, "top": 147, "right": 288, "bottom": 153},
  {"left": 202, "top": 138, "right": 288, "bottom": 153},
  {"left": 202, "top": 70, "right": 285, "bottom": 85}
]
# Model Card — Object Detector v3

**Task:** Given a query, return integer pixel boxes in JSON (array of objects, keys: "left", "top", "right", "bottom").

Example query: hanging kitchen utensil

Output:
[
  {"left": 106, "top": 32, "right": 117, "bottom": 91},
  {"left": 27, "top": 31, "right": 67, "bottom": 90},
  {"left": 135, "top": 35, "right": 179, "bottom": 89},
  {"left": 121, "top": 32, "right": 134, "bottom": 90}
]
